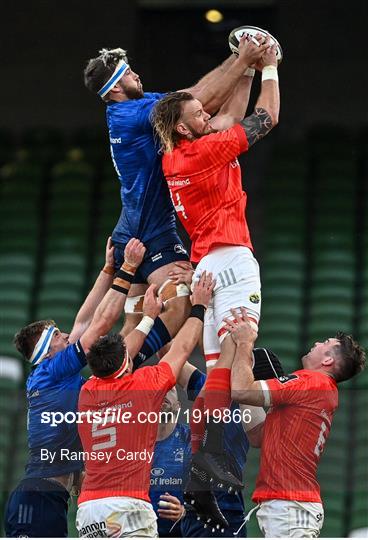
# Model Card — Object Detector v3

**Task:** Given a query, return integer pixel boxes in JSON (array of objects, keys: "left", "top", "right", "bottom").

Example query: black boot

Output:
[
  {"left": 191, "top": 450, "right": 244, "bottom": 492},
  {"left": 184, "top": 471, "right": 229, "bottom": 531}
]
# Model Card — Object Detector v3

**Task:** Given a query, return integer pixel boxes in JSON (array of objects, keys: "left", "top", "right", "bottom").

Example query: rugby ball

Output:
[{"left": 228, "top": 25, "right": 283, "bottom": 65}]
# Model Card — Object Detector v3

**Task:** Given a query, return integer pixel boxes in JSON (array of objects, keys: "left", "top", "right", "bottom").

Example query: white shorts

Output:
[
  {"left": 76, "top": 496, "right": 158, "bottom": 538},
  {"left": 193, "top": 246, "right": 261, "bottom": 367},
  {"left": 256, "top": 499, "right": 324, "bottom": 538}
]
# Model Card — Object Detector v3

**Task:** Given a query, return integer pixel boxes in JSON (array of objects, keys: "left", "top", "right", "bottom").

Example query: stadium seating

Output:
[
  {"left": 0, "top": 152, "right": 43, "bottom": 256},
  {"left": 46, "top": 150, "right": 94, "bottom": 256},
  {"left": 70, "top": 128, "right": 109, "bottom": 166},
  {"left": 0, "top": 255, "right": 35, "bottom": 357},
  {"left": 0, "top": 128, "right": 16, "bottom": 166},
  {"left": 35, "top": 253, "right": 87, "bottom": 330},
  {"left": 0, "top": 357, "right": 23, "bottom": 532},
  {"left": 258, "top": 146, "right": 307, "bottom": 372},
  {"left": 21, "top": 127, "right": 66, "bottom": 166}
]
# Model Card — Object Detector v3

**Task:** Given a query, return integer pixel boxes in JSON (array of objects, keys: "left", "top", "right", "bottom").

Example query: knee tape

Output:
[
  {"left": 124, "top": 295, "right": 145, "bottom": 314},
  {"left": 158, "top": 279, "right": 190, "bottom": 303}
]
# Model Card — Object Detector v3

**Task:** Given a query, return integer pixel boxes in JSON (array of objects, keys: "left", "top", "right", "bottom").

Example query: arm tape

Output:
[
  {"left": 115, "top": 269, "right": 134, "bottom": 284},
  {"left": 189, "top": 304, "right": 206, "bottom": 322},
  {"left": 111, "top": 284, "right": 129, "bottom": 295},
  {"left": 135, "top": 316, "right": 155, "bottom": 336},
  {"left": 240, "top": 404, "right": 266, "bottom": 432}
]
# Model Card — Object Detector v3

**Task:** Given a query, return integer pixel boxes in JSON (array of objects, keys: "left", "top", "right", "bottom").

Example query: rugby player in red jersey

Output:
[
  {"left": 227, "top": 308, "right": 365, "bottom": 538},
  {"left": 76, "top": 272, "right": 215, "bottom": 538},
  {"left": 152, "top": 37, "right": 280, "bottom": 504}
]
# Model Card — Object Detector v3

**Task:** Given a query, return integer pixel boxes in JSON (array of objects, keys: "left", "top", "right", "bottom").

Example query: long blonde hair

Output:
[{"left": 151, "top": 91, "right": 194, "bottom": 153}]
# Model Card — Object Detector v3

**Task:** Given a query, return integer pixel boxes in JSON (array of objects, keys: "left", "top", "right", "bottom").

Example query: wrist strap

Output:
[
  {"left": 262, "top": 65, "right": 278, "bottom": 82},
  {"left": 102, "top": 265, "right": 115, "bottom": 276},
  {"left": 136, "top": 316, "right": 155, "bottom": 336},
  {"left": 122, "top": 261, "right": 137, "bottom": 275},
  {"left": 190, "top": 304, "right": 206, "bottom": 322},
  {"left": 244, "top": 67, "right": 255, "bottom": 77},
  {"left": 111, "top": 267, "right": 135, "bottom": 295}
]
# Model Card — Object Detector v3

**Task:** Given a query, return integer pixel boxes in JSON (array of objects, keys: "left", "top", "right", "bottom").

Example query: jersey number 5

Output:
[{"left": 91, "top": 415, "right": 117, "bottom": 451}]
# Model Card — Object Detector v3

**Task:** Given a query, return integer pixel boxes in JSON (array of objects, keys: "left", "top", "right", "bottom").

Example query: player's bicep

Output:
[
  {"left": 232, "top": 380, "right": 266, "bottom": 406},
  {"left": 68, "top": 321, "right": 90, "bottom": 345},
  {"left": 209, "top": 113, "right": 234, "bottom": 132},
  {"left": 239, "top": 108, "right": 273, "bottom": 147},
  {"left": 158, "top": 353, "right": 185, "bottom": 380}
]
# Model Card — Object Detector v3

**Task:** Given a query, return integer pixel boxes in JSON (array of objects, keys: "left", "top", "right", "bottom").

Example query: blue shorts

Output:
[
  {"left": 181, "top": 509, "right": 247, "bottom": 538},
  {"left": 5, "top": 477, "right": 70, "bottom": 537},
  {"left": 113, "top": 231, "right": 189, "bottom": 283}
]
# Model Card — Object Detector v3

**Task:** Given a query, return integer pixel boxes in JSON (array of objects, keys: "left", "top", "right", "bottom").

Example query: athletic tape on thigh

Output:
[
  {"left": 158, "top": 279, "right": 190, "bottom": 303},
  {"left": 203, "top": 308, "right": 220, "bottom": 368},
  {"left": 124, "top": 295, "right": 145, "bottom": 314}
]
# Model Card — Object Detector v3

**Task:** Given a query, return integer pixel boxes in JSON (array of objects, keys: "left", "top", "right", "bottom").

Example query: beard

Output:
[
  {"left": 188, "top": 123, "right": 215, "bottom": 139},
  {"left": 124, "top": 85, "right": 144, "bottom": 100}
]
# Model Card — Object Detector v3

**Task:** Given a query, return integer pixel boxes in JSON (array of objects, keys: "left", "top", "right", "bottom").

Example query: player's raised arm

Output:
[
  {"left": 124, "top": 284, "right": 163, "bottom": 363},
  {"left": 79, "top": 239, "right": 145, "bottom": 353},
  {"left": 223, "top": 308, "right": 266, "bottom": 406},
  {"left": 209, "top": 34, "right": 265, "bottom": 132},
  {"left": 184, "top": 35, "right": 269, "bottom": 116},
  {"left": 159, "top": 272, "right": 215, "bottom": 380},
  {"left": 239, "top": 41, "right": 280, "bottom": 147},
  {"left": 69, "top": 237, "right": 115, "bottom": 344}
]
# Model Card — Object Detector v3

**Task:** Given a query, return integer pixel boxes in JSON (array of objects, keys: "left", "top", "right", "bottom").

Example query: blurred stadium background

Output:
[{"left": 0, "top": 0, "right": 367, "bottom": 537}]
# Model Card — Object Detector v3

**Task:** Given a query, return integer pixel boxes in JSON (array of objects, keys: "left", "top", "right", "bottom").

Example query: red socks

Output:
[{"left": 204, "top": 367, "right": 231, "bottom": 415}]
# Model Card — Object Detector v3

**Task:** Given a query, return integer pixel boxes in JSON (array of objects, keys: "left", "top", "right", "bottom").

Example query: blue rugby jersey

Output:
[
  {"left": 25, "top": 341, "right": 86, "bottom": 478},
  {"left": 106, "top": 92, "right": 176, "bottom": 245},
  {"left": 187, "top": 372, "right": 249, "bottom": 512},
  {"left": 150, "top": 423, "right": 192, "bottom": 536}
]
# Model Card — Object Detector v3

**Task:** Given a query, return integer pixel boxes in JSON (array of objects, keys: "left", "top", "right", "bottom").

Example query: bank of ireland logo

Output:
[
  {"left": 249, "top": 292, "right": 260, "bottom": 304},
  {"left": 151, "top": 467, "right": 164, "bottom": 477}
]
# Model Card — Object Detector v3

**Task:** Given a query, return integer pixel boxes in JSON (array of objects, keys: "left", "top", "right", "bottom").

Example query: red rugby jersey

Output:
[
  {"left": 162, "top": 124, "right": 252, "bottom": 263},
  {"left": 253, "top": 370, "right": 338, "bottom": 503},
  {"left": 78, "top": 362, "right": 175, "bottom": 504}
]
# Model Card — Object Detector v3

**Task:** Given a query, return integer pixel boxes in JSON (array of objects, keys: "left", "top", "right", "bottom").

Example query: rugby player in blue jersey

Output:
[
  {"left": 150, "top": 387, "right": 191, "bottom": 537},
  {"left": 4, "top": 238, "right": 163, "bottom": 537},
  {"left": 83, "top": 43, "right": 257, "bottom": 367}
]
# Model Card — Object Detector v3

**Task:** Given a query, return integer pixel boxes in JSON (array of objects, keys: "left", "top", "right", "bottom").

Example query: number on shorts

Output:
[{"left": 91, "top": 414, "right": 117, "bottom": 451}]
